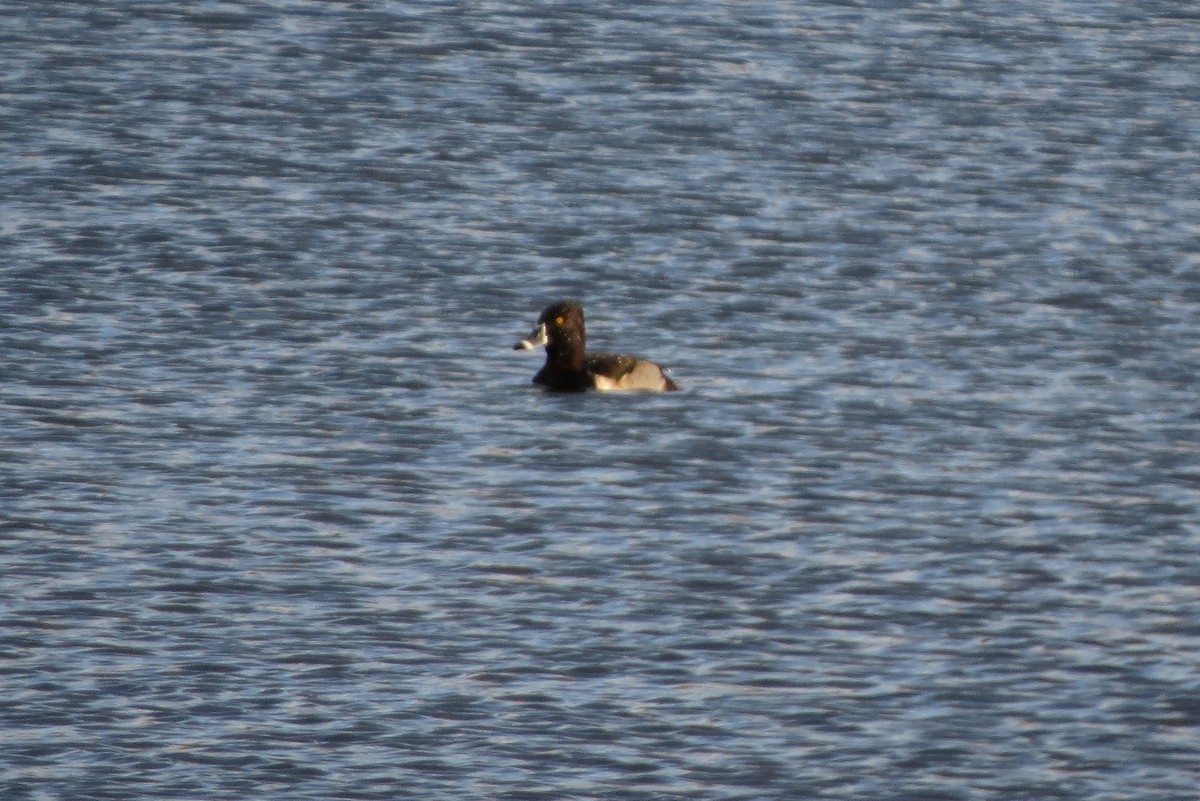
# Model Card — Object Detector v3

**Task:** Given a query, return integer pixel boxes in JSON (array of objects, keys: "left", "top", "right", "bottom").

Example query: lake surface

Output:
[{"left": 3, "top": 2, "right": 1199, "bottom": 799}]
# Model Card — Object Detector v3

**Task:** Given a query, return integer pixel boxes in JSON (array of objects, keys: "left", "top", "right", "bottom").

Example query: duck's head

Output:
[{"left": 513, "top": 300, "right": 586, "bottom": 354}]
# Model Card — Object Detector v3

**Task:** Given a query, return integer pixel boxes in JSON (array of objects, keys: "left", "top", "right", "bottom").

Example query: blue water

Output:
[{"left": 3, "top": 2, "right": 1199, "bottom": 799}]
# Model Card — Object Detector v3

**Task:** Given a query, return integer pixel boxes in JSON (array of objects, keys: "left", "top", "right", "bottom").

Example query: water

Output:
[{"left": 3, "top": 2, "right": 1199, "bottom": 799}]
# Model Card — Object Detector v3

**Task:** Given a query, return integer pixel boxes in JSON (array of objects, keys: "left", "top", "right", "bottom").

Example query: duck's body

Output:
[{"left": 514, "top": 300, "right": 680, "bottom": 393}]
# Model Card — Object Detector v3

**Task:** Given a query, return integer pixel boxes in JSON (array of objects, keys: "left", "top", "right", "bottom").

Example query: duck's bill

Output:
[{"left": 513, "top": 322, "right": 548, "bottom": 350}]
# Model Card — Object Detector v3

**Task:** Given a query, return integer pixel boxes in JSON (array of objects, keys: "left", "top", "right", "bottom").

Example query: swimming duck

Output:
[{"left": 513, "top": 300, "right": 680, "bottom": 392}]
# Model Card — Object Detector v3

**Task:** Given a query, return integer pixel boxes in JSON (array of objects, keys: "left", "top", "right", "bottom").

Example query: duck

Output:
[{"left": 513, "top": 300, "right": 680, "bottom": 392}]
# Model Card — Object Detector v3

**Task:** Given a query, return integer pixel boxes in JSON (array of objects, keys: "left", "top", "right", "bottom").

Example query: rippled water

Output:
[{"left": 3, "top": 2, "right": 1199, "bottom": 799}]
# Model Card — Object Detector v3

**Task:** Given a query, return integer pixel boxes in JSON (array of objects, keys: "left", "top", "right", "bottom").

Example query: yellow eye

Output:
[{"left": 555, "top": 316, "right": 564, "bottom": 325}]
